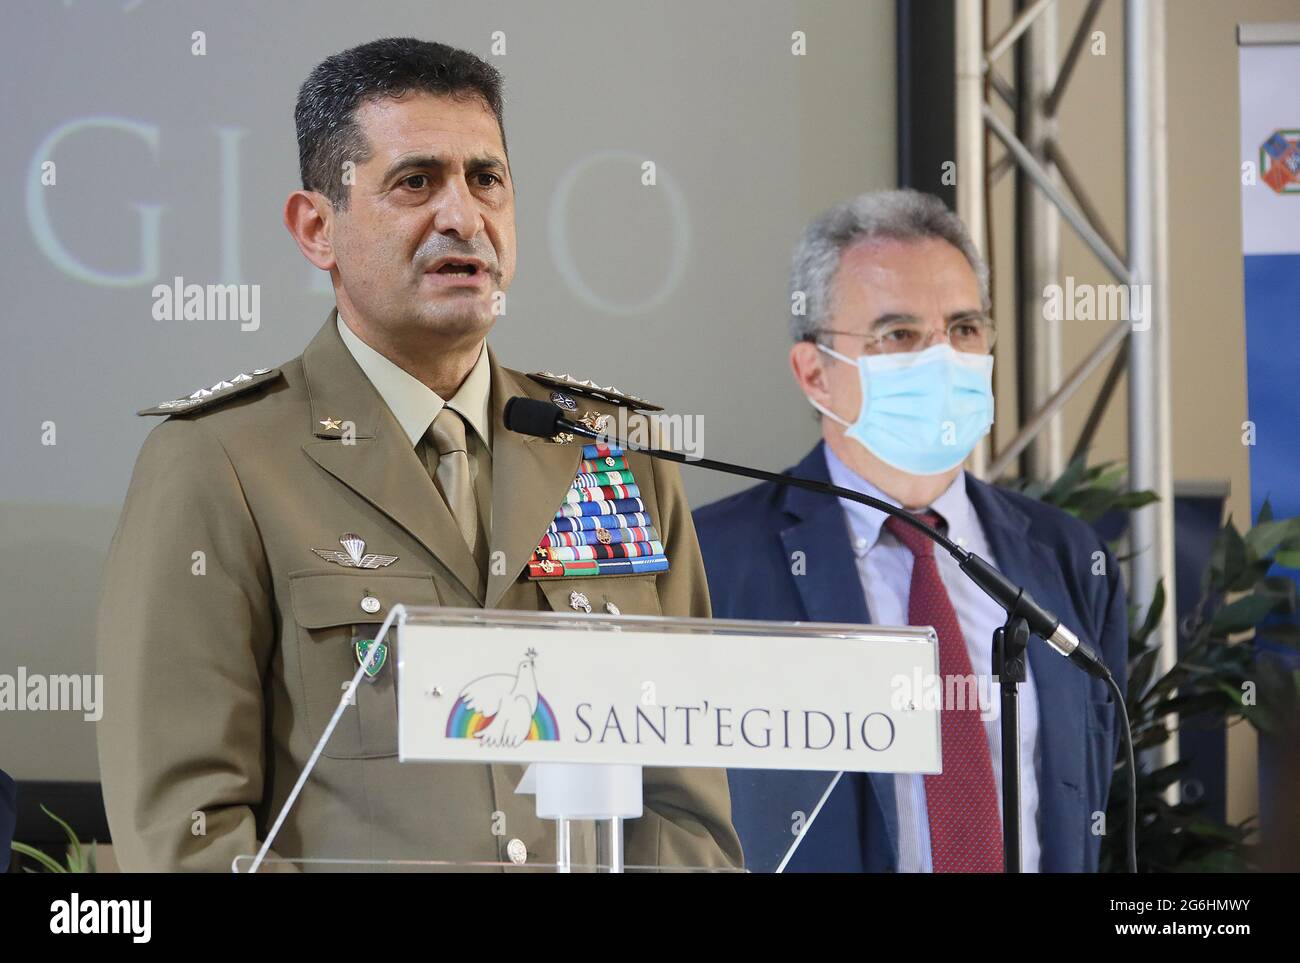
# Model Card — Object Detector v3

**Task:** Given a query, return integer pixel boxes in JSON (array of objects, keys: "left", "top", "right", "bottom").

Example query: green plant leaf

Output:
[
  {"left": 1244, "top": 518, "right": 1300, "bottom": 560},
  {"left": 1143, "top": 760, "right": 1192, "bottom": 791},
  {"left": 1110, "top": 491, "right": 1161, "bottom": 512},
  {"left": 10, "top": 842, "right": 67, "bottom": 873},
  {"left": 1259, "top": 576, "right": 1298, "bottom": 613},
  {"left": 1093, "top": 466, "right": 1127, "bottom": 492},
  {"left": 1238, "top": 701, "right": 1279, "bottom": 735},
  {"left": 1227, "top": 557, "right": 1276, "bottom": 593},
  {"left": 1205, "top": 520, "right": 1247, "bottom": 593},
  {"left": 1068, "top": 489, "right": 1127, "bottom": 524},
  {"left": 39, "top": 804, "right": 83, "bottom": 872},
  {"left": 1210, "top": 593, "right": 1280, "bottom": 634},
  {"left": 1133, "top": 581, "right": 1167, "bottom": 647},
  {"left": 1213, "top": 679, "right": 1248, "bottom": 706},
  {"left": 1128, "top": 644, "right": 1163, "bottom": 702},
  {"left": 1007, "top": 454, "right": 1289, "bottom": 872},
  {"left": 1152, "top": 691, "right": 1240, "bottom": 721},
  {"left": 1045, "top": 455, "right": 1091, "bottom": 503}
]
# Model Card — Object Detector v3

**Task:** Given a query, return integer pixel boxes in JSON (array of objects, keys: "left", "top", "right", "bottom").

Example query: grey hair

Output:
[{"left": 787, "top": 188, "right": 991, "bottom": 342}]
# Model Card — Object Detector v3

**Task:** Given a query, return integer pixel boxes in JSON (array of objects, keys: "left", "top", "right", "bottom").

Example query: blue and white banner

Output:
[
  {"left": 1238, "top": 26, "right": 1300, "bottom": 529},
  {"left": 1239, "top": 25, "right": 1300, "bottom": 843}
]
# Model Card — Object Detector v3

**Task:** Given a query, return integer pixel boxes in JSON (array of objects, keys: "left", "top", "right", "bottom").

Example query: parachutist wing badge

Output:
[{"left": 312, "top": 533, "right": 399, "bottom": 569}]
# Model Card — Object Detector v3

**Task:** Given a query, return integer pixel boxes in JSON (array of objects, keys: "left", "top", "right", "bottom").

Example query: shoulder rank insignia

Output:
[
  {"left": 527, "top": 441, "right": 669, "bottom": 580},
  {"left": 137, "top": 367, "right": 283, "bottom": 416},
  {"left": 526, "top": 371, "right": 663, "bottom": 412}
]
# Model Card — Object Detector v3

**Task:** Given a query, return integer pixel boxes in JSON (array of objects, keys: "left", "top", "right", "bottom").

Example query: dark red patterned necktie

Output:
[{"left": 884, "top": 512, "right": 1003, "bottom": 873}]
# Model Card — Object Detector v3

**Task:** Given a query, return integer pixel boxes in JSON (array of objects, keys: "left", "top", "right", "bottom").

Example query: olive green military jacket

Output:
[{"left": 97, "top": 314, "right": 742, "bottom": 872}]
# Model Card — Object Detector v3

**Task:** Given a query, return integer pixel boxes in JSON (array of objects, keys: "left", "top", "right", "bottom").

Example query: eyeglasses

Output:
[{"left": 814, "top": 316, "right": 998, "bottom": 355}]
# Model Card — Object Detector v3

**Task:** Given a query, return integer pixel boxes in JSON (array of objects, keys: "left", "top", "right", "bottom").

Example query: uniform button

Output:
[
  {"left": 506, "top": 838, "right": 528, "bottom": 865},
  {"left": 854, "top": 537, "right": 868, "bottom": 551},
  {"left": 360, "top": 595, "right": 381, "bottom": 614}
]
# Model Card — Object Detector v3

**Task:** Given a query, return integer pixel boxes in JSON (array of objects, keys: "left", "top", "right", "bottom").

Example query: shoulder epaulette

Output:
[
  {"left": 137, "top": 367, "right": 283, "bottom": 416},
  {"left": 526, "top": 371, "right": 663, "bottom": 412}
]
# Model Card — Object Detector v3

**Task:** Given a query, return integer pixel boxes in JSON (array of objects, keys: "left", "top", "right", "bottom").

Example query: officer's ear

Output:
[
  {"left": 790, "top": 339, "right": 833, "bottom": 409},
  {"left": 284, "top": 189, "right": 338, "bottom": 272}
]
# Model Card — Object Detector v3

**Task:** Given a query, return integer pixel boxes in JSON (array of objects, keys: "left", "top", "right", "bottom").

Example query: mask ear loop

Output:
[
  {"left": 807, "top": 395, "right": 852, "bottom": 429},
  {"left": 816, "top": 342, "right": 855, "bottom": 365},
  {"left": 808, "top": 342, "right": 855, "bottom": 428}
]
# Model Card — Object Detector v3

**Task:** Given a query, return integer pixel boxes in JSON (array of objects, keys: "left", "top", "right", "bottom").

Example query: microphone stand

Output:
[
  {"left": 993, "top": 608, "right": 1030, "bottom": 871},
  {"left": 503, "top": 398, "right": 1137, "bottom": 874}
]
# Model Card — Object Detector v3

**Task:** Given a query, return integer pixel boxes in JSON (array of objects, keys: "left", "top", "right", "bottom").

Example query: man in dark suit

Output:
[
  {"left": 694, "top": 189, "right": 1127, "bottom": 872},
  {"left": 0, "top": 769, "right": 15, "bottom": 871}
]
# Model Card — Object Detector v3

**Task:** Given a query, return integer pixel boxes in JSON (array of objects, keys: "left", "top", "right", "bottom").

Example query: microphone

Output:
[
  {"left": 504, "top": 394, "right": 568, "bottom": 439},
  {"left": 504, "top": 396, "right": 1106, "bottom": 680}
]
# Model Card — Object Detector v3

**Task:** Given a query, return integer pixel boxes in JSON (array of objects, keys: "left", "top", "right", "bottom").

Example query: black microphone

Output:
[
  {"left": 504, "top": 395, "right": 1109, "bottom": 681},
  {"left": 504, "top": 395, "right": 567, "bottom": 440}
]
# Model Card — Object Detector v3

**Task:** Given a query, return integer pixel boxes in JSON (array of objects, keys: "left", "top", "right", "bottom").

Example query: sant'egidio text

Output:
[{"left": 573, "top": 703, "right": 896, "bottom": 751}]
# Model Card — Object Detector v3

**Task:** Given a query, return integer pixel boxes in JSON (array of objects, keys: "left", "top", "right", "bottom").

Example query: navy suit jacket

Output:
[
  {"left": 0, "top": 769, "right": 15, "bottom": 871},
  {"left": 693, "top": 442, "right": 1128, "bottom": 872}
]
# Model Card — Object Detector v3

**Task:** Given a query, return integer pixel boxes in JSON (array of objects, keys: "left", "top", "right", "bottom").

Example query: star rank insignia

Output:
[
  {"left": 137, "top": 367, "right": 282, "bottom": 416},
  {"left": 526, "top": 371, "right": 663, "bottom": 412}
]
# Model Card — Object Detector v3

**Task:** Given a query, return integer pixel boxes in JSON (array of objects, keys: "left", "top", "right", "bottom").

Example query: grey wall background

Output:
[{"left": 1, "top": 1, "right": 896, "bottom": 779}]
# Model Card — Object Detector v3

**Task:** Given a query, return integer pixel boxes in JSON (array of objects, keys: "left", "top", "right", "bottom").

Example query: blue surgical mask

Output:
[{"left": 809, "top": 342, "right": 995, "bottom": 475}]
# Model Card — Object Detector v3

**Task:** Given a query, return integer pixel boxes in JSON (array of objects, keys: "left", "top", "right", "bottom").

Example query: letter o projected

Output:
[
  {"left": 546, "top": 149, "right": 691, "bottom": 315},
  {"left": 859, "top": 712, "right": 896, "bottom": 751}
]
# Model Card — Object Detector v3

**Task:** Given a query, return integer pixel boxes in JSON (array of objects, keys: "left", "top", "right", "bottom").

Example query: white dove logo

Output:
[{"left": 451, "top": 649, "right": 554, "bottom": 747}]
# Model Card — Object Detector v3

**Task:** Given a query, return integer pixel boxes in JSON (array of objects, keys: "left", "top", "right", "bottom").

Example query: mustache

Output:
[{"left": 414, "top": 236, "right": 500, "bottom": 276}]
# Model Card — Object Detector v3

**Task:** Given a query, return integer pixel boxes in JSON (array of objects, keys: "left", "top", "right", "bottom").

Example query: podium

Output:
[{"left": 234, "top": 605, "right": 939, "bottom": 873}]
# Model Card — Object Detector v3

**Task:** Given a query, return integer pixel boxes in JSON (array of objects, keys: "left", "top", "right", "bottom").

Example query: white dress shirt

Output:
[{"left": 823, "top": 445, "right": 1042, "bottom": 872}]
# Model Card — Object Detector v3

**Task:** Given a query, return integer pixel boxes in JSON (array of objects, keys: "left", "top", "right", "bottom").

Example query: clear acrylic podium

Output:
[{"left": 233, "top": 605, "right": 939, "bottom": 873}]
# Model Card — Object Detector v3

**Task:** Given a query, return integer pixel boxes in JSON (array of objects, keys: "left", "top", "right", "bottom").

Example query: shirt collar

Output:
[
  {"left": 822, "top": 444, "right": 974, "bottom": 557},
  {"left": 336, "top": 313, "right": 492, "bottom": 450}
]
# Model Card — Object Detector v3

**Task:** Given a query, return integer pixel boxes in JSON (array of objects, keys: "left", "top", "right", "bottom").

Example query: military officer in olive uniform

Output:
[{"left": 96, "top": 38, "right": 742, "bottom": 872}]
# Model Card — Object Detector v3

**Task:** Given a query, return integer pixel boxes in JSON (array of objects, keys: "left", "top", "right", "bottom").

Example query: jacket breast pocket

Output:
[
  {"left": 535, "top": 576, "right": 664, "bottom": 618},
  {"left": 1085, "top": 695, "right": 1119, "bottom": 812},
  {"left": 289, "top": 570, "right": 441, "bottom": 759}
]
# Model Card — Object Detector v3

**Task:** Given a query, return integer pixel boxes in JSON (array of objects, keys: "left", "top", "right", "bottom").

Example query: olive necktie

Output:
[{"left": 425, "top": 406, "right": 482, "bottom": 562}]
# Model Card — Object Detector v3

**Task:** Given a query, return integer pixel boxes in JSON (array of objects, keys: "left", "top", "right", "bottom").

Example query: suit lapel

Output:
[
  {"left": 484, "top": 357, "right": 583, "bottom": 609},
  {"left": 300, "top": 312, "right": 485, "bottom": 602},
  {"left": 777, "top": 442, "right": 900, "bottom": 865},
  {"left": 777, "top": 445, "right": 872, "bottom": 626},
  {"left": 966, "top": 475, "right": 1087, "bottom": 872}
]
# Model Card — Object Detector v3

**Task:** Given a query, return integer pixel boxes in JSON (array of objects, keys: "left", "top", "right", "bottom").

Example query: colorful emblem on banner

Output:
[
  {"left": 1260, "top": 129, "right": 1300, "bottom": 194},
  {"left": 445, "top": 649, "right": 560, "bottom": 745},
  {"left": 527, "top": 442, "right": 670, "bottom": 579}
]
